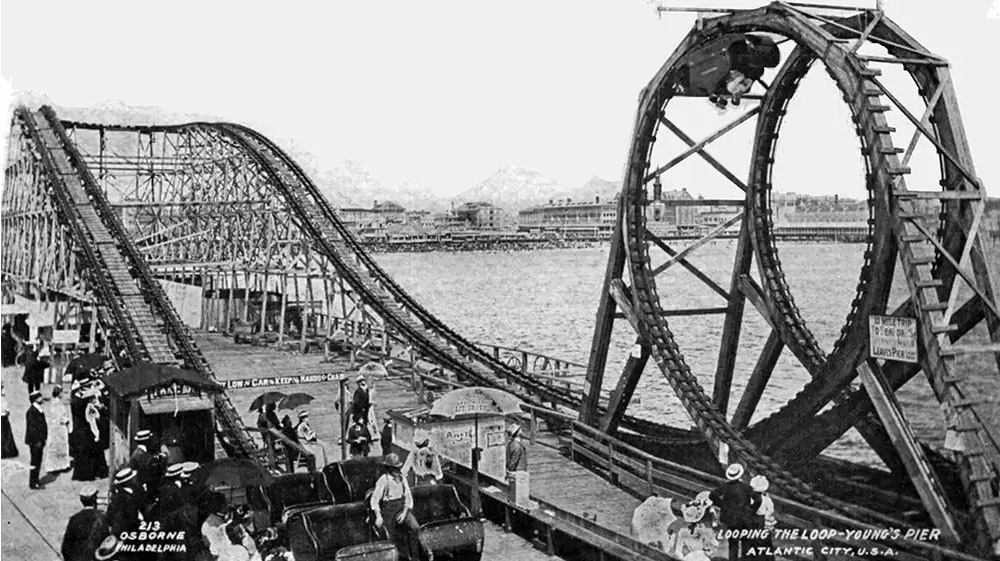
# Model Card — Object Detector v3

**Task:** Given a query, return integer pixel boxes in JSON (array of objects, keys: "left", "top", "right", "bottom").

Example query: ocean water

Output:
[{"left": 373, "top": 242, "right": 1000, "bottom": 468}]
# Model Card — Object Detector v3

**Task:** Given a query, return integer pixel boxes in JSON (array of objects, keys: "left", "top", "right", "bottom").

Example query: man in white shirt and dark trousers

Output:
[{"left": 370, "top": 453, "right": 420, "bottom": 560}]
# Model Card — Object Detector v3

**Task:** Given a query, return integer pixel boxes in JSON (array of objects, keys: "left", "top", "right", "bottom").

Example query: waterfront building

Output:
[
  {"left": 454, "top": 202, "right": 506, "bottom": 230},
  {"left": 646, "top": 185, "right": 698, "bottom": 235},
  {"left": 336, "top": 207, "right": 379, "bottom": 232},
  {"left": 517, "top": 196, "right": 617, "bottom": 236},
  {"left": 373, "top": 200, "right": 406, "bottom": 224}
]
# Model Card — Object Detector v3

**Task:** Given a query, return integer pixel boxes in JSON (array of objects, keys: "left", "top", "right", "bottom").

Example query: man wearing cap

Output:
[
  {"left": 709, "top": 463, "right": 761, "bottom": 561},
  {"left": 157, "top": 463, "right": 188, "bottom": 518},
  {"left": 380, "top": 414, "right": 393, "bottom": 455},
  {"left": 107, "top": 467, "right": 144, "bottom": 536},
  {"left": 129, "top": 430, "right": 154, "bottom": 484},
  {"left": 351, "top": 374, "right": 371, "bottom": 423},
  {"left": 347, "top": 415, "right": 371, "bottom": 457},
  {"left": 61, "top": 485, "right": 108, "bottom": 561},
  {"left": 370, "top": 453, "right": 420, "bottom": 560},
  {"left": 505, "top": 424, "right": 527, "bottom": 474},
  {"left": 24, "top": 390, "right": 47, "bottom": 489}
]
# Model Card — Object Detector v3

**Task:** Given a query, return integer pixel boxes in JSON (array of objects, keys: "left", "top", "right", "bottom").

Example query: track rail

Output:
[{"left": 18, "top": 106, "right": 260, "bottom": 461}]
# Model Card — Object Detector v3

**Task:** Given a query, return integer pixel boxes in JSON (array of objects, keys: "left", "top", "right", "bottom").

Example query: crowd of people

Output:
[{"left": 632, "top": 461, "right": 779, "bottom": 561}]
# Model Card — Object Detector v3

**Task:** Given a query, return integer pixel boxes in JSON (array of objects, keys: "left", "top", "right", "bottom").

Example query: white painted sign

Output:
[
  {"left": 869, "top": 315, "right": 918, "bottom": 363},
  {"left": 157, "top": 280, "right": 203, "bottom": 328}
]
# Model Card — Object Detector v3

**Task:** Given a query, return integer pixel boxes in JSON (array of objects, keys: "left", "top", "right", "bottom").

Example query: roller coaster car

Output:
[
  {"left": 286, "top": 502, "right": 398, "bottom": 561},
  {"left": 324, "top": 456, "right": 388, "bottom": 504},
  {"left": 261, "top": 472, "right": 335, "bottom": 525},
  {"left": 411, "top": 485, "right": 484, "bottom": 561},
  {"left": 670, "top": 33, "right": 780, "bottom": 97}
]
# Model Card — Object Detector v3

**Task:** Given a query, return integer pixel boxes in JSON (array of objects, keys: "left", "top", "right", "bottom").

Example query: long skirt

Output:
[
  {"left": 72, "top": 432, "right": 107, "bottom": 481},
  {"left": 44, "top": 421, "right": 71, "bottom": 472},
  {"left": 1, "top": 414, "right": 18, "bottom": 458},
  {"left": 302, "top": 440, "right": 329, "bottom": 467}
]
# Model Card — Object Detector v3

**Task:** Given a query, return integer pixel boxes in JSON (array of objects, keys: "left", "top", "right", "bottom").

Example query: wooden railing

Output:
[
  {"left": 246, "top": 426, "right": 317, "bottom": 474},
  {"left": 571, "top": 422, "right": 982, "bottom": 561}
]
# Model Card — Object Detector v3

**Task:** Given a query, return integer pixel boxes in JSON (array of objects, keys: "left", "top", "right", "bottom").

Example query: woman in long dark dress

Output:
[
  {"left": 1, "top": 324, "right": 18, "bottom": 367},
  {"left": 72, "top": 396, "right": 107, "bottom": 480},
  {"left": 1, "top": 386, "right": 18, "bottom": 458},
  {"left": 281, "top": 415, "right": 300, "bottom": 467}
]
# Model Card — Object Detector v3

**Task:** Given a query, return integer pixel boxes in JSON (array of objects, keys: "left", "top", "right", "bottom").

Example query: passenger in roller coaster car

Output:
[{"left": 371, "top": 453, "right": 421, "bottom": 560}]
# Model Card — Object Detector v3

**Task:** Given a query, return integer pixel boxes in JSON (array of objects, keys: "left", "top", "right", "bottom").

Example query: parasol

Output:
[
  {"left": 630, "top": 496, "right": 678, "bottom": 552},
  {"left": 278, "top": 392, "right": 315, "bottom": 411},
  {"left": 191, "top": 457, "right": 274, "bottom": 488},
  {"left": 65, "top": 353, "right": 108, "bottom": 380},
  {"left": 249, "top": 392, "right": 287, "bottom": 412}
]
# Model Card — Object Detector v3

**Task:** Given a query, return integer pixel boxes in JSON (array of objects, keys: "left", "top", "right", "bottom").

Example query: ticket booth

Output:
[{"left": 103, "top": 362, "right": 222, "bottom": 476}]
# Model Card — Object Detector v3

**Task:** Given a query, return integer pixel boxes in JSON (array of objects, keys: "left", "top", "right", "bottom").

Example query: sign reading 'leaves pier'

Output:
[{"left": 869, "top": 315, "right": 918, "bottom": 364}]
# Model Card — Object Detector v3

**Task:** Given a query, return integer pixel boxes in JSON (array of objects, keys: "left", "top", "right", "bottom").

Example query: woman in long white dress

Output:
[{"left": 44, "top": 386, "right": 72, "bottom": 472}]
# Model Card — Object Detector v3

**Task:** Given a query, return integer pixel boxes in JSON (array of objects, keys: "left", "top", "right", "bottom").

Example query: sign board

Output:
[
  {"left": 146, "top": 381, "right": 204, "bottom": 400},
  {"left": 220, "top": 372, "right": 344, "bottom": 390},
  {"left": 869, "top": 315, "right": 918, "bottom": 363},
  {"left": 53, "top": 329, "right": 80, "bottom": 345},
  {"left": 157, "top": 279, "right": 203, "bottom": 328},
  {"left": 393, "top": 411, "right": 509, "bottom": 482}
]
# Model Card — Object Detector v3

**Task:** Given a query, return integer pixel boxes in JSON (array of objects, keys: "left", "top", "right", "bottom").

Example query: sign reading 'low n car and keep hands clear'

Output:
[{"left": 869, "top": 315, "right": 918, "bottom": 363}]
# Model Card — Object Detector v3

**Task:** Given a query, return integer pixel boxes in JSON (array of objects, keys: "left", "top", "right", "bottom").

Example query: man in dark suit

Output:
[
  {"left": 129, "top": 429, "right": 160, "bottom": 507},
  {"left": 351, "top": 375, "right": 371, "bottom": 422},
  {"left": 157, "top": 463, "right": 188, "bottom": 518},
  {"left": 107, "top": 467, "right": 144, "bottom": 536},
  {"left": 61, "top": 486, "right": 108, "bottom": 561},
  {"left": 709, "top": 463, "right": 762, "bottom": 561},
  {"left": 25, "top": 391, "right": 47, "bottom": 489}
]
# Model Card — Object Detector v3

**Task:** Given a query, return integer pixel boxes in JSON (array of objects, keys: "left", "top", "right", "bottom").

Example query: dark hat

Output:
[
  {"left": 94, "top": 535, "right": 121, "bottom": 561},
  {"left": 383, "top": 453, "right": 403, "bottom": 468}
]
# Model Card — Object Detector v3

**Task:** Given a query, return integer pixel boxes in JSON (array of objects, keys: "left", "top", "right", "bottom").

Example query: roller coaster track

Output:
[
  {"left": 15, "top": 106, "right": 259, "bottom": 461},
  {"left": 201, "top": 122, "right": 683, "bottom": 438},
  {"left": 616, "top": 4, "right": 1000, "bottom": 547}
]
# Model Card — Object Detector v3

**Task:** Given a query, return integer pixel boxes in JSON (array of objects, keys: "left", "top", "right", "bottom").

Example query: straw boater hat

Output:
[
  {"left": 94, "top": 535, "right": 121, "bottom": 561},
  {"left": 79, "top": 485, "right": 98, "bottom": 500},
  {"left": 114, "top": 467, "right": 136, "bottom": 486},
  {"left": 750, "top": 474, "right": 769, "bottom": 493},
  {"left": 298, "top": 410, "right": 309, "bottom": 419},
  {"left": 134, "top": 430, "right": 152, "bottom": 442},
  {"left": 507, "top": 424, "right": 521, "bottom": 438},
  {"left": 725, "top": 463, "right": 745, "bottom": 481},
  {"left": 29, "top": 391, "right": 43, "bottom": 403},
  {"left": 356, "top": 374, "right": 366, "bottom": 383},
  {"left": 181, "top": 461, "right": 200, "bottom": 476},
  {"left": 165, "top": 463, "right": 185, "bottom": 478},
  {"left": 383, "top": 453, "right": 403, "bottom": 469}
]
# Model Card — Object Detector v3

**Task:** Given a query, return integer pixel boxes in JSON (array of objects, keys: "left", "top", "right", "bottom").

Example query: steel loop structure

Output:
[{"left": 579, "top": 2, "right": 1000, "bottom": 553}]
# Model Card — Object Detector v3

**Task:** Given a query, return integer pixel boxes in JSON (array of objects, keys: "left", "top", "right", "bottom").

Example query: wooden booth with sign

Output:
[{"left": 104, "top": 362, "right": 223, "bottom": 475}]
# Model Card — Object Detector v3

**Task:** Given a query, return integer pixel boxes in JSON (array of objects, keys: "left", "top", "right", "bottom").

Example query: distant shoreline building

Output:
[{"left": 517, "top": 196, "right": 617, "bottom": 237}]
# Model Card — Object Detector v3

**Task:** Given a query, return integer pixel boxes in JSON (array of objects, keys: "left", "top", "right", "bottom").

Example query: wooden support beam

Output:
[
  {"left": 580, "top": 202, "right": 627, "bottom": 426},
  {"left": 731, "top": 330, "right": 783, "bottom": 430},
  {"left": 643, "top": 227, "right": 729, "bottom": 300},
  {"left": 599, "top": 340, "right": 650, "bottom": 434},
  {"left": 857, "top": 360, "right": 961, "bottom": 543},
  {"left": 901, "top": 76, "right": 949, "bottom": 168},
  {"left": 714, "top": 218, "right": 754, "bottom": 415},
  {"left": 609, "top": 279, "right": 642, "bottom": 337},
  {"left": 651, "top": 212, "right": 743, "bottom": 277},
  {"left": 645, "top": 107, "right": 760, "bottom": 183}
]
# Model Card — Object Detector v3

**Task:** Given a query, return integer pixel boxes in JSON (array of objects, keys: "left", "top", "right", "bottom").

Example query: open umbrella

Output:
[
  {"left": 429, "top": 387, "right": 523, "bottom": 516},
  {"left": 278, "top": 392, "right": 315, "bottom": 411},
  {"left": 191, "top": 458, "right": 274, "bottom": 488},
  {"left": 249, "top": 392, "right": 287, "bottom": 412},
  {"left": 65, "top": 353, "right": 108, "bottom": 380}
]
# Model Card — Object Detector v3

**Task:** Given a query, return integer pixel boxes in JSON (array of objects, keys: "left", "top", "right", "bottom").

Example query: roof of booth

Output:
[{"left": 103, "top": 362, "right": 222, "bottom": 399}]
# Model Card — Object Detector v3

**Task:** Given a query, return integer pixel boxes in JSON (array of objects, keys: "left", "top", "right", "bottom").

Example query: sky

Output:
[{"left": 2, "top": 0, "right": 998, "bottom": 200}]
